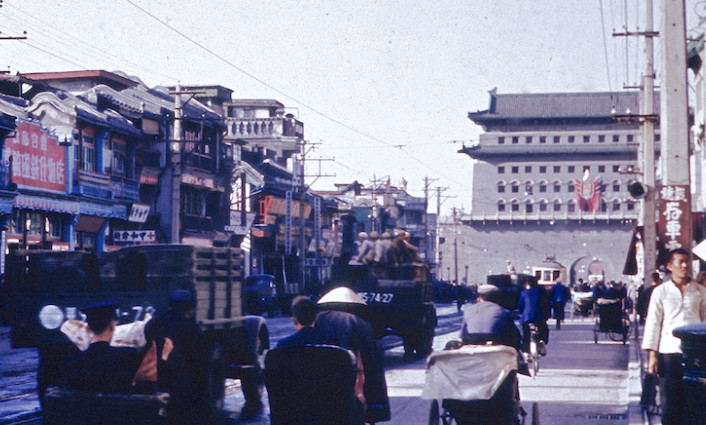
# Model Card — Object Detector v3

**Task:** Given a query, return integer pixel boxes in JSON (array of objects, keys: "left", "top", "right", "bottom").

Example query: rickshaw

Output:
[
  {"left": 264, "top": 344, "right": 362, "bottom": 425},
  {"left": 593, "top": 298, "right": 630, "bottom": 344},
  {"left": 422, "top": 344, "right": 537, "bottom": 425}
]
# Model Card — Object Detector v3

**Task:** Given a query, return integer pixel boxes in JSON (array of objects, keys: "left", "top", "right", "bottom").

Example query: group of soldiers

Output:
[{"left": 350, "top": 230, "right": 420, "bottom": 267}]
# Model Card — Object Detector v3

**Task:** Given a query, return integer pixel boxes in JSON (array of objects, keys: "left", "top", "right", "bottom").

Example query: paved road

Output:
[{"left": 0, "top": 305, "right": 643, "bottom": 425}]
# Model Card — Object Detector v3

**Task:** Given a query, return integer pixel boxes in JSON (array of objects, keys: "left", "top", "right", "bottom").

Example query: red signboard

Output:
[
  {"left": 5, "top": 120, "right": 66, "bottom": 192},
  {"left": 658, "top": 185, "right": 692, "bottom": 252}
]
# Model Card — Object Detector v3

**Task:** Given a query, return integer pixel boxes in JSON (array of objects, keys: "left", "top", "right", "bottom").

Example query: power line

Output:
[{"left": 122, "top": 0, "right": 471, "bottom": 188}]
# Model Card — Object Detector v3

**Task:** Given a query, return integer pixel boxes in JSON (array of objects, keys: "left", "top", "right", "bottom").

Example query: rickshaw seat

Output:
[
  {"left": 42, "top": 386, "right": 169, "bottom": 425},
  {"left": 264, "top": 344, "right": 362, "bottom": 425},
  {"left": 597, "top": 298, "right": 623, "bottom": 332}
]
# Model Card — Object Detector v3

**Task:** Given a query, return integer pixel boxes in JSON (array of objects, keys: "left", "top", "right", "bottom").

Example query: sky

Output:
[{"left": 1, "top": 0, "right": 703, "bottom": 215}]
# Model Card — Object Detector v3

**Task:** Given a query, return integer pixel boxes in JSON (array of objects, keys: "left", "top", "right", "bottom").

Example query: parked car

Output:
[{"left": 245, "top": 274, "right": 280, "bottom": 317}]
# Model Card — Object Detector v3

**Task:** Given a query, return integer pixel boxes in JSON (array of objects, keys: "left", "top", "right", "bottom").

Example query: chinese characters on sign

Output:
[
  {"left": 658, "top": 185, "right": 691, "bottom": 252},
  {"left": 113, "top": 230, "right": 156, "bottom": 243},
  {"left": 5, "top": 120, "right": 66, "bottom": 192}
]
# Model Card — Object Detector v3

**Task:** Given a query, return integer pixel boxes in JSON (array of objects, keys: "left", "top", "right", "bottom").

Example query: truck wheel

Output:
[{"left": 207, "top": 342, "right": 226, "bottom": 415}]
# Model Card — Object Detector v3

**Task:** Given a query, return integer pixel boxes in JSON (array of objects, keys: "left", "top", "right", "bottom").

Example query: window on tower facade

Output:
[
  {"left": 525, "top": 166, "right": 532, "bottom": 173},
  {"left": 539, "top": 136, "right": 546, "bottom": 144},
  {"left": 613, "top": 135, "right": 620, "bottom": 142},
  {"left": 598, "top": 165, "right": 605, "bottom": 173},
  {"left": 512, "top": 183, "right": 519, "bottom": 193},
  {"left": 613, "top": 183, "right": 620, "bottom": 192},
  {"left": 553, "top": 166, "right": 560, "bottom": 173},
  {"left": 553, "top": 184, "right": 561, "bottom": 193},
  {"left": 568, "top": 136, "right": 575, "bottom": 143},
  {"left": 553, "top": 202, "right": 561, "bottom": 212},
  {"left": 583, "top": 165, "right": 590, "bottom": 172},
  {"left": 511, "top": 203, "right": 519, "bottom": 212},
  {"left": 568, "top": 166, "right": 575, "bottom": 173},
  {"left": 512, "top": 137, "right": 519, "bottom": 144},
  {"left": 627, "top": 134, "right": 634, "bottom": 142},
  {"left": 613, "top": 165, "right": 620, "bottom": 172},
  {"left": 497, "top": 183, "right": 505, "bottom": 193},
  {"left": 525, "top": 202, "right": 533, "bottom": 213},
  {"left": 498, "top": 137, "right": 505, "bottom": 144},
  {"left": 539, "top": 166, "right": 546, "bottom": 173},
  {"left": 568, "top": 203, "right": 576, "bottom": 213},
  {"left": 526, "top": 136, "right": 532, "bottom": 144},
  {"left": 512, "top": 166, "right": 519, "bottom": 174},
  {"left": 583, "top": 135, "right": 590, "bottom": 143},
  {"left": 568, "top": 182, "right": 575, "bottom": 192},
  {"left": 553, "top": 136, "right": 560, "bottom": 143},
  {"left": 498, "top": 203, "right": 506, "bottom": 212},
  {"left": 599, "top": 135, "right": 606, "bottom": 143},
  {"left": 498, "top": 166, "right": 505, "bottom": 174}
]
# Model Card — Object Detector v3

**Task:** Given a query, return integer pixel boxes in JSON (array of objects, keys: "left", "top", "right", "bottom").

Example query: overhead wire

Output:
[
  {"left": 121, "top": 0, "right": 472, "bottom": 190},
  {"left": 1, "top": 1, "right": 179, "bottom": 82},
  {"left": 598, "top": 0, "right": 615, "bottom": 93}
]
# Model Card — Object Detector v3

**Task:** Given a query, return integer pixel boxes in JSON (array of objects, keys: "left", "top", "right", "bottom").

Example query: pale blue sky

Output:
[{"left": 1, "top": 0, "right": 702, "bottom": 214}]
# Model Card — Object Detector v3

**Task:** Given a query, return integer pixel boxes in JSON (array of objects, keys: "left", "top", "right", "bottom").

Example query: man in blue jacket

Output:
[
  {"left": 551, "top": 280, "right": 570, "bottom": 330},
  {"left": 517, "top": 280, "right": 551, "bottom": 355},
  {"left": 461, "top": 284, "right": 521, "bottom": 351}
]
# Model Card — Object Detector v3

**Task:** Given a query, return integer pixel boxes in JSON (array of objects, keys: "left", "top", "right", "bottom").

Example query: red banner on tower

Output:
[{"left": 575, "top": 178, "right": 601, "bottom": 212}]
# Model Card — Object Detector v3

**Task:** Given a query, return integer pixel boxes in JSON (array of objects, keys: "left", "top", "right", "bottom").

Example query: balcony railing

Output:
[
  {"left": 72, "top": 169, "right": 111, "bottom": 199},
  {"left": 225, "top": 117, "right": 303, "bottom": 140},
  {"left": 467, "top": 209, "right": 639, "bottom": 222},
  {"left": 181, "top": 214, "right": 214, "bottom": 232},
  {"left": 183, "top": 152, "right": 214, "bottom": 172},
  {"left": 110, "top": 176, "right": 139, "bottom": 202}
]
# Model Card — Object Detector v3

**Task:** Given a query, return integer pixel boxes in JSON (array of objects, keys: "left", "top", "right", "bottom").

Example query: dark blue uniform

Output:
[
  {"left": 517, "top": 286, "right": 551, "bottom": 352},
  {"left": 63, "top": 341, "right": 143, "bottom": 394},
  {"left": 316, "top": 310, "right": 390, "bottom": 423},
  {"left": 460, "top": 300, "right": 521, "bottom": 351},
  {"left": 276, "top": 325, "right": 338, "bottom": 349}
]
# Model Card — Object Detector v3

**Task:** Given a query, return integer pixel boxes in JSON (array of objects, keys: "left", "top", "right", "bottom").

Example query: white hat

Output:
[
  {"left": 358, "top": 232, "right": 368, "bottom": 239},
  {"left": 477, "top": 284, "right": 499, "bottom": 297},
  {"left": 318, "top": 287, "right": 367, "bottom": 305}
]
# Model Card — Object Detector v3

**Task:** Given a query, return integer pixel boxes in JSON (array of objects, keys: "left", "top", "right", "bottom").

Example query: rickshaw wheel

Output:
[
  {"left": 593, "top": 325, "right": 599, "bottom": 344},
  {"left": 531, "top": 402, "right": 540, "bottom": 425},
  {"left": 428, "top": 400, "right": 440, "bottom": 425}
]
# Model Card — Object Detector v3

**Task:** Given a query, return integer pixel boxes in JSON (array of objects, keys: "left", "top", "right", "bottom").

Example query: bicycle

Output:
[{"left": 526, "top": 323, "right": 544, "bottom": 377}]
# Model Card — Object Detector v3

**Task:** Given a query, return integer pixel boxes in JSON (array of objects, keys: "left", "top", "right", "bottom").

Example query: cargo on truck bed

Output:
[{"left": 4, "top": 244, "right": 269, "bottom": 418}]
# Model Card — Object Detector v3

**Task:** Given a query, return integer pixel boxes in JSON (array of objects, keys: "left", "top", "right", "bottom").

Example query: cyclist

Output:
[
  {"left": 517, "top": 279, "right": 551, "bottom": 356},
  {"left": 460, "top": 284, "right": 521, "bottom": 351}
]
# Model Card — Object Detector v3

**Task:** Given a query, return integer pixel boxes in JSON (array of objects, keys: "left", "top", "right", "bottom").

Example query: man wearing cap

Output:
[
  {"left": 316, "top": 287, "right": 390, "bottom": 424},
  {"left": 63, "top": 300, "right": 166, "bottom": 394},
  {"left": 461, "top": 285, "right": 521, "bottom": 351}
]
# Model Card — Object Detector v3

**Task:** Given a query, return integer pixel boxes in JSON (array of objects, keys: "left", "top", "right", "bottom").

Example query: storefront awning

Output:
[{"left": 75, "top": 215, "right": 106, "bottom": 233}]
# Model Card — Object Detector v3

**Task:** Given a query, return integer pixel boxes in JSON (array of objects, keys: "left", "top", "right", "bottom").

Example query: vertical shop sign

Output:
[{"left": 658, "top": 185, "right": 691, "bottom": 251}]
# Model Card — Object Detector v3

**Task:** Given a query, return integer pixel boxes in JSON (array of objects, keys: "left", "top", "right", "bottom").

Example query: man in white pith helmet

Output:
[{"left": 316, "top": 287, "right": 390, "bottom": 424}]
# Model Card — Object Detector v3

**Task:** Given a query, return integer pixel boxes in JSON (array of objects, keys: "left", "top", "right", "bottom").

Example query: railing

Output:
[
  {"left": 181, "top": 214, "right": 214, "bottom": 232},
  {"left": 183, "top": 152, "right": 214, "bottom": 172},
  {"left": 468, "top": 209, "right": 639, "bottom": 222},
  {"left": 110, "top": 176, "right": 139, "bottom": 202},
  {"left": 225, "top": 117, "right": 304, "bottom": 139},
  {"left": 72, "top": 169, "right": 111, "bottom": 199}
]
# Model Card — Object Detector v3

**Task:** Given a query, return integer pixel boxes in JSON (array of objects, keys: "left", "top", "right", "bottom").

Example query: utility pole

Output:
[
  {"left": 660, "top": 0, "right": 692, "bottom": 252},
  {"left": 298, "top": 139, "right": 306, "bottom": 294},
  {"left": 423, "top": 176, "right": 437, "bottom": 262},
  {"left": 641, "top": 0, "right": 657, "bottom": 286},
  {"left": 171, "top": 84, "right": 183, "bottom": 244},
  {"left": 453, "top": 207, "right": 460, "bottom": 310}
]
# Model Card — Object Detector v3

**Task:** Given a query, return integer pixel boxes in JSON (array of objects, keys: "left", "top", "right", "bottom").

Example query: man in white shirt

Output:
[{"left": 642, "top": 248, "right": 706, "bottom": 425}]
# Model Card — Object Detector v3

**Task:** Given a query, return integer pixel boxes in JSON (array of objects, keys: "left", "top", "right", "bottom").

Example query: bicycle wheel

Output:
[
  {"left": 533, "top": 353, "right": 539, "bottom": 376},
  {"left": 429, "top": 400, "right": 440, "bottom": 425}
]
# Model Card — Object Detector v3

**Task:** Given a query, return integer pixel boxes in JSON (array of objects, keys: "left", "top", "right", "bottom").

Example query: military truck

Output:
[
  {"left": 486, "top": 273, "right": 536, "bottom": 310},
  {"left": 5, "top": 244, "right": 269, "bottom": 415},
  {"left": 334, "top": 263, "right": 437, "bottom": 359}
]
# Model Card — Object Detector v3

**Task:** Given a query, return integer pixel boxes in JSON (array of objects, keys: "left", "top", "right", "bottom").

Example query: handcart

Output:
[
  {"left": 422, "top": 344, "right": 536, "bottom": 425},
  {"left": 264, "top": 344, "right": 362, "bottom": 425},
  {"left": 593, "top": 298, "right": 630, "bottom": 344},
  {"left": 572, "top": 290, "right": 594, "bottom": 317}
]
